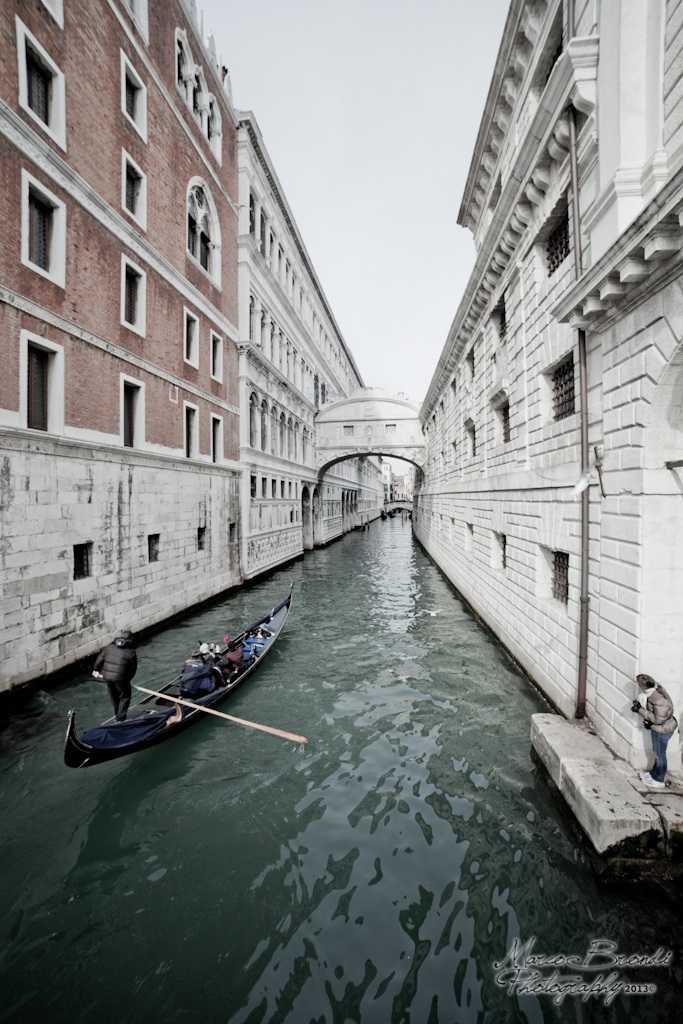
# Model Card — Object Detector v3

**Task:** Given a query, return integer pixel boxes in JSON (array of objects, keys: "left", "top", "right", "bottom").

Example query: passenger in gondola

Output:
[
  {"left": 92, "top": 630, "right": 138, "bottom": 722},
  {"left": 222, "top": 636, "right": 244, "bottom": 678}
]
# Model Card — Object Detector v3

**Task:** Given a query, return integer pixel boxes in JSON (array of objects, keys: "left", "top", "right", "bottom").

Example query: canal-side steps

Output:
[{"left": 531, "top": 714, "right": 683, "bottom": 866}]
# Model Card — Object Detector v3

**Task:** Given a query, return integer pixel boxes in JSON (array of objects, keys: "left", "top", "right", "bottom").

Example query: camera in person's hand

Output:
[{"left": 631, "top": 700, "right": 641, "bottom": 713}]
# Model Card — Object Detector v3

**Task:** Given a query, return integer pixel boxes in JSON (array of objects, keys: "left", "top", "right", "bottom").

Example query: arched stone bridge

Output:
[{"left": 314, "top": 388, "right": 425, "bottom": 474}]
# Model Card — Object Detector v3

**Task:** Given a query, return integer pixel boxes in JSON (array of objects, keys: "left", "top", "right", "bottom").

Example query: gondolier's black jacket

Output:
[{"left": 94, "top": 637, "right": 138, "bottom": 684}]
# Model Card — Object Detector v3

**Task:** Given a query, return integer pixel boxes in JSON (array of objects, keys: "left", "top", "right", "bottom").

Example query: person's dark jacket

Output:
[{"left": 94, "top": 636, "right": 138, "bottom": 684}]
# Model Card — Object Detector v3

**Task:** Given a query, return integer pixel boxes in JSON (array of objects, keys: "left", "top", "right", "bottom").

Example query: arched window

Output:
[
  {"left": 249, "top": 393, "right": 258, "bottom": 448},
  {"left": 279, "top": 412, "right": 286, "bottom": 454},
  {"left": 287, "top": 417, "right": 293, "bottom": 459},
  {"left": 249, "top": 296, "right": 255, "bottom": 342},
  {"left": 260, "top": 400, "right": 268, "bottom": 452},
  {"left": 302, "top": 428, "right": 307, "bottom": 463},
  {"left": 294, "top": 422, "right": 300, "bottom": 461},
  {"left": 186, "top": 182, "right": 218, "bottom": 281}
]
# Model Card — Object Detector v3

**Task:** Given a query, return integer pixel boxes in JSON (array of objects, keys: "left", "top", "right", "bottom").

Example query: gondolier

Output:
[
  {"left": 92, "top": 630, "right": 138, "bottom": 722},
  {"left": 66, "top": 587, "right": 295, "bottom": 767}
]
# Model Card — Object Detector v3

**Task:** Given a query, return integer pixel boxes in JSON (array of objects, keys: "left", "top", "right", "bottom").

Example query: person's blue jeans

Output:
[{"left": 650, "top": 730, "right": 673, "bottom": 783}]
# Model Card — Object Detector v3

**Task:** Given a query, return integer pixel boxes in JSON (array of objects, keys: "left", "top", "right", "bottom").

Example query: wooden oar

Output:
[{"left": 133, "top": 684, "right": 308, "bottom": 745}]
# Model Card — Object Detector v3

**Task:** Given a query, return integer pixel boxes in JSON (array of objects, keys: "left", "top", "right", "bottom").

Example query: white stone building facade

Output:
[
  {"left": 414, "top": 0, "right": 683, "bottom": 770},
  {"left": 236, "top": 114, "right": 382, "bottom": 579}
]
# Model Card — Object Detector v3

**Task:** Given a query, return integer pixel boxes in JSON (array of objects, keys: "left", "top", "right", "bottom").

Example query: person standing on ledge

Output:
[
  {"left": 92, "top": 630, "right": 138, "bottom": 722},
  {"left": 631, "top": 673, "right": 678, "bottom": 789}
]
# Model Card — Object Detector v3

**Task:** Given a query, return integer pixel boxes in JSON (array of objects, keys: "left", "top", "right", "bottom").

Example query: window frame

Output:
[
  {"left": 20, "top": 330, "right": 65, "bottom": 434},
  {"left": 21, "top": 171, "right": 66, "bottom": 287},
  {"left": 120, "top": 254, "right": 146, "bottom": 335},
  {"left": 120, "top": 52, "right": 148, "bottom": 142},
  {"left": 40, "top": 0, "right": 64, "bottom": 27},
  {"left": 73, "top": 542, "right": 93, "bottom": 580},
  {"left": 183, "top": 307, "right": 199, "bottom": 368},
  {"left": 121, "top": 149, "right": 147, "bottom": 229},
  {"left": 16, "top": 18, "right": 66, "bottom": 149},
  {"left": 210, "top": 330, "right": 223, "bottom": 382},
  {"left": 184, "top": 401, "right": 199, "bottom": 459},
  {"left": 120, "top": 374, "right": 145, "bottom": 448}
]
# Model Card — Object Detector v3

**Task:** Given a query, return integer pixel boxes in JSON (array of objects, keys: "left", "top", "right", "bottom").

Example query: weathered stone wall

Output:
[{"left": 1, "top": 433, "right": 241, "bottom": 691}]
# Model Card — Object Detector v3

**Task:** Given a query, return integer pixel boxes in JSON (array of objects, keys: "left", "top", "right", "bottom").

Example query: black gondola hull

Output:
[{"left": 64, "top": 590, "right": 292, "bottom": 768}]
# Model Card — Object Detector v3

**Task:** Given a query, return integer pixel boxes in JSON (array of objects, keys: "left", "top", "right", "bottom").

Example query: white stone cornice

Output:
[{"left": 0, "top": 285, "right": 239, "bottom": 415}]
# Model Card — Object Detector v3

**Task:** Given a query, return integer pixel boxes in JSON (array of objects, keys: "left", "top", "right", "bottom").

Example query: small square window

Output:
[
  {"left": 121, "top": 53, "right": 147, "bottom": 140},
  {"left": 197, "top": 526, "right": 206, "bottom": 551},
  {"left": 74, "top": 542, "right": 92, "bottom": 579},
  {"left": 148, "top": 534, "right": 160, "bottom": 562}
]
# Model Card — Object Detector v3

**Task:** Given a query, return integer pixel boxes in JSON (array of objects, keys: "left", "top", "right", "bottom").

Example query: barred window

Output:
[
  {"left": 552, "top": 550, "right": 569, "bottom": 604},
  {"left": 546, "top": 210, "right": 570, "bottom": 275},
  {"left": 502, "top": 402, "right": 511, "bottom": 443},
  {"left": 73, "top": 542, "right": 92, "bottom": 580},
  {"left": 552, "top": 355, "right": 575, "bottom": 420},
  {"left": 343, "top": 425, "right": 354, "bottom": 436}
]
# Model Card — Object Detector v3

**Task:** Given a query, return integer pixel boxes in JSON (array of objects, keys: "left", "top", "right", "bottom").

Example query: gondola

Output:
[{"left": 64, "top": 588, "right": 293, "bottom": 768}]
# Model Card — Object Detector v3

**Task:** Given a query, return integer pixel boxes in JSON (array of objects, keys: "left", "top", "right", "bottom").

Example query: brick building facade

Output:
[{"left": 0, "top": 0, "right": 242, "bottom": 689}]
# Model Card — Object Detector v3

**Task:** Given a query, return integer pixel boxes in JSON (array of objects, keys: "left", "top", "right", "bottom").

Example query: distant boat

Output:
[{"left": 64, "top": 588, "right": 293, "bottom": 768}]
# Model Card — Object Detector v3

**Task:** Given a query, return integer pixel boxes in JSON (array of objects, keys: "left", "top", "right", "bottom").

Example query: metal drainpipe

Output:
[{"left": 566, "top": 0, "right": 589, "bottom": 718}]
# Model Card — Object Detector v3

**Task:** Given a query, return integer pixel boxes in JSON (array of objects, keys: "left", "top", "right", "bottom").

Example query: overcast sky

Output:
[{"left": 202, "top": 0, "right": 510, "bottom": 405}]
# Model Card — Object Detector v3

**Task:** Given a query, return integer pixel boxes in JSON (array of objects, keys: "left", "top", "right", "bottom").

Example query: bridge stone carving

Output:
[{"left": 314, "top": 388, "right": 425, "bottom": 474}]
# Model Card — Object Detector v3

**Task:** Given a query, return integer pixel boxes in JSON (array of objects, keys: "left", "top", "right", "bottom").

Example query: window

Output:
[
  {"left": 546, "top": 208, "right": 570, "bottom": 275},
  {"left": 271, "top": 479, "right": 277, "bottom": 498},
  {"left": 21, "top": 332, "right": 64, "bottom": 434},
  {"left": 260, "top": 401, "right": 268, "bottom": 452},
  {"left": 184, "top": 309, "right": 199, "bottom": 366},
  {"left": 210, "top": 415, "right": 222, "bottom": 463},
  {"left": 148, "top": 534, "right": 160, "bottom": 563},
  {"left": 552, "top": 355, "right": 575, "bottom": 420},
  {"left": 197, "top": 526, "right": 206, "bottom": 551},
  {"left": 552, "top": 550, "right": 569, "bottom": 604},
  {"left": 249, "top": 193, "right": 256, "bottom": 235},
  {"left": 280, "top": 480, "right": 285, "bottom": 498},
  {"left": 249, "top": 394, "right": 258, "bottom": 448},
  {"left": 120, "top": 53, "right": 147, "bottom": 141},
  {"left": 500, "top": 533, "right": 507, "bottom": 571},
  {"left": 466, "top": 347, "right": 475, "bottom": 381},
  {"left": 73, "top": 542, "right": 92, "bottom": 580},
  {"left": 466, "top": 421, "right": 477, "bottom": 458},
  {"left": 210, "top": 332, "right": 223, "bottom": 381},
  {"left": 187, "top": 182, "right": 218, "bottom": 280},
  {"left": 17, "top": 19, "right": 66, "bottom": 148},
  {"left": 122, "top": 381, "right": 139, "bottom": 447},
  {"left": 184, "top": 403, "right": 198, "bottom": 458},
  {"left": 501, "top": 403, "right": 511, "bottom": 443},
  {"left": 27, "top": 345, "right": 48, "bottom": 430},
  {"left": 261, "top": 478, "right": 267, "bottom": 498},
  {"left": 250, "top": 474, "right": 257, "bottom": 498},
  {"left": 121, "top": 256, "right": 146, "bottom": 334},
  {"left": 122, "top": 151, "right": 146, "bottom": 227},
  {"left": 22, "top": 172, "right": 66, "bottom": 287}
]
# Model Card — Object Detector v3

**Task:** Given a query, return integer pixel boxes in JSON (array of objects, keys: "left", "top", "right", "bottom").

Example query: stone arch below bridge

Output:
[{"left": 314, "top": 388, "right": 425, "bottom": 475}]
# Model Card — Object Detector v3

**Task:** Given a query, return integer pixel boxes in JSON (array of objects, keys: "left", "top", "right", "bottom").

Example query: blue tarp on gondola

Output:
[{"left": 80, "top": 712, "right": 173, "bottom": 749}]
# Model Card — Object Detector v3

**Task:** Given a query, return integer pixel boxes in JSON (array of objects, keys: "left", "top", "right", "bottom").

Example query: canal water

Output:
[{"left": 1, "top": 517, "right": 681, "bottom": 1024}]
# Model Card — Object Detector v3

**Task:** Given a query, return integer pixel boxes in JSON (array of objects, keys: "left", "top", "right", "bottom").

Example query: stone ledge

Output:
[{"left": 531, "top": 713, "right": 683, "bottom": 859}]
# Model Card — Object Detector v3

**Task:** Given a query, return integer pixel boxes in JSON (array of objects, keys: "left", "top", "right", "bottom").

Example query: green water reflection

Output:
[{"left": 0, "top": 518, "right": 681, "bottom": 1024}]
